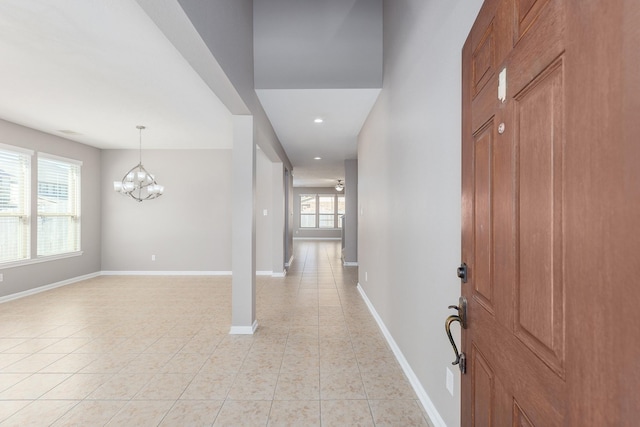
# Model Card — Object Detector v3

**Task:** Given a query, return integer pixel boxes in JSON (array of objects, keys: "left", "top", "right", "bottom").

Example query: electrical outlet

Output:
[
  {"left": 365, "top": 272, "right": 368, "bottom": 282},
  {"left": 151, "top": 255, "right": 156, "bottom": 261},
  {"left": 446, "top": 367, "right": 454, "bottom": 396},
  {"left": 263, "top": 209, "right": 268, "bottom": 216}
]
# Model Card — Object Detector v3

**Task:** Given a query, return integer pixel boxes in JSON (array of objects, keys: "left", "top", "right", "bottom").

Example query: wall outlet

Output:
[
  {"left": 0, "top": 273, "right": 3, "bottom": 282},
  {"left": 446, "top": 367, "right": 454, "bottom": 396},
  {"left": 151, "top": 255, "right": 156, "bottom": 261},
  {"left": 365, "top": 272, "right": 368, "bottom": 282},
  {"left": 263, "top": 209, "right": 268, "bottom": 216}
]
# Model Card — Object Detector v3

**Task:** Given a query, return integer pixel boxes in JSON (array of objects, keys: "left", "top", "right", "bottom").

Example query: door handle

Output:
[{"left": 445, "top": 297, "right": 467, "bottom": 374}]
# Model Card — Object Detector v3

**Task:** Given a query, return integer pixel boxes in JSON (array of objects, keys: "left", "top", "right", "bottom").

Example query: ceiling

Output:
[{"left": 0, "top": 0, "right": 382, "bottom": 187}]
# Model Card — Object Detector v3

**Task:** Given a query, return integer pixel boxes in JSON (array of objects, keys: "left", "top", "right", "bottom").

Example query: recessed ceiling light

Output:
[
  {"left": 314, "top": 157, "right": 322, "bottom": 160},
  {"left": 314, "top": 118, "right": 324, "bottom": 124}
]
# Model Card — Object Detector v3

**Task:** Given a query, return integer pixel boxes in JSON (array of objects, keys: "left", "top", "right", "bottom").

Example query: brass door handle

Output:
[{"left": 445, "top": 297, "right": 467, "bottom": 374}]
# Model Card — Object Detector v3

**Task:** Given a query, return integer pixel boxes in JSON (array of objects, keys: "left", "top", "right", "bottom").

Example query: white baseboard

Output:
[
  {"left": 272, "top": 270, "right": 287, "bottom": 278},
  {"left": 293, "top": 237, "right": 341, "bottom": 241},
  {"left": 100, "top": 271, "right": 232, "bottom": 276},
  {"left": 256, "top": 271, "right": 273, "bottom": 276},
  {"left": 357, "top": 283, "right": 447, "bottom": 427},
  {"left": 284, "top": 255, "right": 294, "bottom": 267},
  {"left": 343, "top": 261, "right": 358, "bottom": 266},
  {"left": 0, "top": 272, "right": 101, "bottom": 304},
  {"left": 229, "top": 320, "right": 258, "bottom": 335}
]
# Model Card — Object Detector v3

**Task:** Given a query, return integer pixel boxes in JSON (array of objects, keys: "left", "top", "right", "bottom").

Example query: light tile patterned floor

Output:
[{"left": 0, "top": 241, "right": 432, "bottom": 426}]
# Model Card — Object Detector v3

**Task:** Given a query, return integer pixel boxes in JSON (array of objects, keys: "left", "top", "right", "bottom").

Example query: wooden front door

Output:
[{"left": 460, "top": 0, "right": 640, "bottom": 425}]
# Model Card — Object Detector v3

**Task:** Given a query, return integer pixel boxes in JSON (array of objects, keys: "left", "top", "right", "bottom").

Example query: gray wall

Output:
[
  {"left": 343, "top": 159, "right": 358, "bottom": 263},
  {"left": 0, "top": 119, "right": 101, "bottom": 298},
  {"left": 178, "top": 0, "right": 292, "bottom": 170},
  {"left": 254, "top": 0, "right": 382, "bottom": 89},
  {"left": 293, "top": 187, "right": 343, "bottom": 239},
  {"left": 357, "top": 0, "right": 483, "bottom": 425},
  {"left": 256, "top": 148, "right": 273, "bottom": 272},
  {"left": 101, "top": 149, "right": 232, "bottom": 272}
]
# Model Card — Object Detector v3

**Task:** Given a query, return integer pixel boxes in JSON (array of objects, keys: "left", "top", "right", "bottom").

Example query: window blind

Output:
[
  {"left": 37, "top": 154, "right": 81, "bottom": 257},
  {"left": 0, "top": 144, "right": 31, "bottom": 263}
]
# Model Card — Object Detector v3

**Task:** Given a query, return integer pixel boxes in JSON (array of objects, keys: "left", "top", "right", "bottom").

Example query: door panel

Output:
[
  {"left": 471, "top": 345, "right": 494, "bottom": 426},
  {"left": 515, "top": 0, "right": 551, "bottom": 42},
  {"left": 514, "top": 57, "right": 565, "bottom": 376},
  {"left": 473, "top": 120, "right": 496, "bottom": 312}
]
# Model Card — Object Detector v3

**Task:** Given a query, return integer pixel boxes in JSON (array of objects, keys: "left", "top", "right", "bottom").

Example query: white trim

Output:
[
  {"left": 100, "top": 270, "right": 232, "bottom": 276},
  {"left": 0, "top": 272, "right": 100, "bottom": 304},
  {"left": 343, "top": 261, "right": 358, "bottom": 266},
  {"left": 284, "top": 255, "right": 294, "bottom": 267},
  {"left": 0, "top": 142, "right": 34, "bottom": 156},
  {"left": 37, "top": 151, "right": 83, "bottom": 166},
  {"left": 357, "top": 283, "right": 447, "bottom": 427},
  {"left": 272, "top": 270, "right": 286, "bottom": 278},
  {"left": 256, "top": 271, "right": 272, "bottom": 276},
  {"left": 229, "top": 320, "right": 258, "bottom": 335},
  {"left": 293, "top": 237, "right": 341, "bottom": 241},
  {"left": 1, "top": 251, "right": 84, "bottom": 269}
]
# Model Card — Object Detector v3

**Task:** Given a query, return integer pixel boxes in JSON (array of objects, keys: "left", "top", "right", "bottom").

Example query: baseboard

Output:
[
  {"left": 0, "top": 272, "right": 101, "bottom": 304},
  {"left": 100, "top": 270, "right": 232, "bottom": 276},
  {"left": 293, "top": 237, "right": 341, "bottom": 241},
  {"left": 229, "top": 320, "right": 258, "bottom": 335},
  {"left": 357, "top": 283, "right": 447, "bottom": 427},
  {"left": 284, "top": 255, "right": 294, "bottom": 267},
  {"left": 343, "top": 261, "right": 358, "bottom": 266},
  {"left": 256, "top": 271, "right": 273, "bottom": 276},
  {"left": 258, "top": 270, "right": 287, "bottom": 277}
]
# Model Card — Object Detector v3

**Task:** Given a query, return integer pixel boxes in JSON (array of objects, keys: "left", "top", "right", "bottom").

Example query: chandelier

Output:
[
  {"left": 113, "top": 125, "right": 164, "bottom": 202},
  {"left": 335, "top": 180, "right": 344, "bottom": 191}
]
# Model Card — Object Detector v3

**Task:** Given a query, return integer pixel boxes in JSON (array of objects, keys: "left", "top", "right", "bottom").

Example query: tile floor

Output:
[{"left": 0, "top": 241, "right": 432, "bottom": 426}]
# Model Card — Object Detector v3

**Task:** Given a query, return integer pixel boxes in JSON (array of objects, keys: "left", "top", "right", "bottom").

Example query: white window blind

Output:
[
  {"left": 0, "top": 145, "right": 31, "bottom": 263},
  {"left": 37, "top": 154, "right": 81, "bottom": 257}
]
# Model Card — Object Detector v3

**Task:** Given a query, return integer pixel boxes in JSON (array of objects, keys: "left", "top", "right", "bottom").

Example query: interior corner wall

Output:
[
  {"left": 0, "top": 119, "right": 101, "bottom": 298},
  {"left": 177, "top": 0, "right": 292, "bottom": 171},
  {"left": 101, "top": 149, "right": 232, "bottom": 272},
  {"left": 292, "top": 187, "right": 343, "bottom": 239},
  {"left": 357, "top": 0, "right": 483, "bottom": 426}
]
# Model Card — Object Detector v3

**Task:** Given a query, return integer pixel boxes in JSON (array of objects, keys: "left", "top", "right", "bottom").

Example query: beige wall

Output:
[
  {"left": 0, "top": 119, "right": 102, "bottom": 298},
  {"left": 358, "top": 0, "right": 483, "bottom": 425},
  {"left": 101, "top": 149, "right": 232, "bottom": 272}
]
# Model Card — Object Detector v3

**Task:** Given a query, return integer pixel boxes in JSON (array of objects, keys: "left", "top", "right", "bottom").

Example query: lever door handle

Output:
[{"left": 445, "top": 297, "right": 467, "bottom": 374}]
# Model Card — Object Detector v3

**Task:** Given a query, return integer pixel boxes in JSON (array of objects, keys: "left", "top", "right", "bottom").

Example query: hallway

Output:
[{"left": 0, "top": 240, "right": 430, "bottom": 426}]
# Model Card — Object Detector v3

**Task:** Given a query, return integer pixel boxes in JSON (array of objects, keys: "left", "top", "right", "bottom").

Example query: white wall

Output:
[
  {"left": 101, "top": 149, "right": 232, "bottom": 272},
  {"left": 0, "top": 119, "right": 101, "bottom": 298},
  {"left": 358, "top": 1, "right": 483, "bottom": 425}
]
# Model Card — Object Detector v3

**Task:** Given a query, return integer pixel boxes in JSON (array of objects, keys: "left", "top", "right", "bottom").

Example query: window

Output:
[
  {"left": 337, "top": 195, "right": 345, "bottom": 228},
  {"left": 37, "top": 154, "right": 81, "bottom": 257},
  {"left": 319, "top": 195, "right": 335, "bottom": 228},
  {"left": 300, "top": 194, "right": 316, "bottom": 228},
  {"left": 299, "top": 193, "right": 345, "bottom": 229},
  {"left": 0, "top": 144, "right": 31, "bottom": 263}
]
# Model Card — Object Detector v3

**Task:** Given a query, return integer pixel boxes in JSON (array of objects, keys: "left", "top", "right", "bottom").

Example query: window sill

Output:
[{"left": 0, "top": 251, "right": 84, "bottom": 269}]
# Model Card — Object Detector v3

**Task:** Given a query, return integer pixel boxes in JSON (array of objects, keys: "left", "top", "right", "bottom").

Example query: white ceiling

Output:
[
  {"left": 0, "top": 0, "right": 232, "bottom": 149},
  {"left": 0, "top": 0, "right": 382, "bottom": 187}
]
